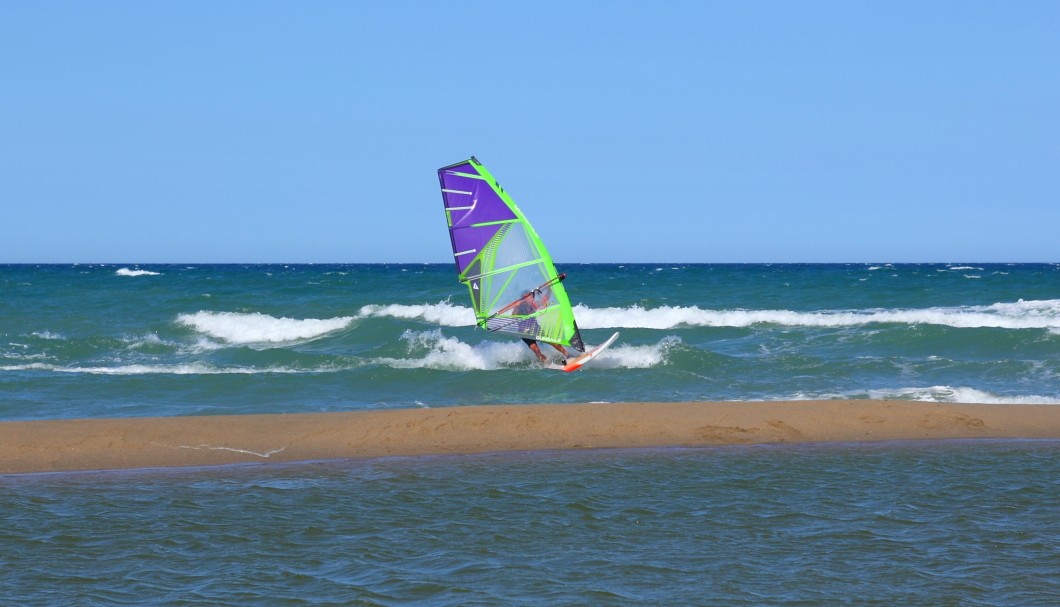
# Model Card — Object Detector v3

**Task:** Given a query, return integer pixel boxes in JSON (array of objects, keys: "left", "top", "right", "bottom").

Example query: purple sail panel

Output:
[
  {"left": 438, "top": 162, "right": 517, "bottom": 275},
  {"left": 439, "top": 173, "right": 485, "bottom": 227},
  {"left": 449, "top": 224, "right": 501, "bottom": 274},
  {"left": 439, "top": 172, "right": 517, "bottom": 228}
]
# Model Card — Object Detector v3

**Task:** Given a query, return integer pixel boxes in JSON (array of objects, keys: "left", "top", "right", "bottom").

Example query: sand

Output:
[{"left": 2, "top": 400, "right": 1059, "bottom": 474}]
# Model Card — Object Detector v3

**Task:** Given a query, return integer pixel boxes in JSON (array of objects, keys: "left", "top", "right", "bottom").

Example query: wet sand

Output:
[{"left": 3, "top": 400, "right": 1059, "bottom": 474}]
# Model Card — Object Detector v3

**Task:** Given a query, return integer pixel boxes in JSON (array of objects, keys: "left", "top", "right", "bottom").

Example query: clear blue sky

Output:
[{"left": 2, "top": 1, "right": 1057, "bottom": 263}]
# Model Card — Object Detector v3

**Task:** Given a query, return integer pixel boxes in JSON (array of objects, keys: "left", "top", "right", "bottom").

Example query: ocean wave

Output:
[
  {"left": 588, "top": 335, "right": 681, "bottom": 369},
  {"left": 0, "top": 363, "right": 322, "bottom": 375},
  {"left": 169, "top": 296, "right": 1060, "bottom": 351},
  {"left": 572, "top": 299, "right": 1060, "bottom": 331},
  {"left": 357, "top": 301, "right": 472, "bottom": 327},
  {"left": 116, "top": 267, "right": 161, "bottom": 277},
  {"left": 176, "top": 303, "right": 474, "bottom": 346},
  {"left": 338, "top": 298, "right": 1060, "bottom": 331},
  {"left": 177, "top": 311, "right": 355, "bottom": 344},
  {"left": 374, "top": 330, "right": 528, "bottom": 370},
  {"left": 790, "top": 386, "right": 1060, "bottom": 405},
  {"left": 176, "top": 298, "right": 1060, "bottom": 347},
  {"left": 30, "top": 331, "right": 64, "bottom": 340},
  {"left": 120, "top": 333, "right": 172, "bottom": 349},
  {"left": 371, "top": 330, "right": 677, "bottom": 371}
]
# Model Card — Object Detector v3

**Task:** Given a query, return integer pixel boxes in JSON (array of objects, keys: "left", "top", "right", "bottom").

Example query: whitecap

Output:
[
  {"left": 370, "top": 330, "right": 677, "bottom": 371},
  {"left": 580, "top": 336, "right": 680, "bottom": 369},
  {"left": 341, "top": 298, "right": 1060, "bottom": 332},
  {"left": 116, "top": 267, "right": 161, "bottom": 277},
  {"left": 788, "top": 386, "right": 1060, "bottom": 405},
  {"left": 571, "top": 299, "right": 1060, "bottom": 331},
  {"left": 357, "top": 301, "right": 473, "bottom": 327},
  {"left": 374, "top": 329, "right": 528, "bottom": 370},
  {"left": 30, "top": 331, "right": 63, "bottom": 340},
  {"left": 0, "top": 362, "right": 328, "bottom": 375},
  {"left": 176, "top": 311, "right": 354, "bottom": 344}
]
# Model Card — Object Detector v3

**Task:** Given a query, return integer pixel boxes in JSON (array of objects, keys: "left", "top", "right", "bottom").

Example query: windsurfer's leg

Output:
[
  {"left": 546, "top": 342, "right": 569, "bottom": 364},
  {"left": 523, "top": 338, "right": 548, "bottom": 363}
]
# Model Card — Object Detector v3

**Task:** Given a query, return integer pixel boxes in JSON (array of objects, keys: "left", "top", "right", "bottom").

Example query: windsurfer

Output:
[{"left": 515, "top": 290, "right": 570, "bottom": 364}]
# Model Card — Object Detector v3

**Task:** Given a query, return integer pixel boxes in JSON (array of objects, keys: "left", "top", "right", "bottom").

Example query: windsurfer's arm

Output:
[{"left": 536, "top": 288, "right": 551, "bottom": 307}]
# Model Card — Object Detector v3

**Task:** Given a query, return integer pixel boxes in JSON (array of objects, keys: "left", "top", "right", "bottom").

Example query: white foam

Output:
[
  {"left": 0, "top": 362, "right": 321, "bottom": 375},
  {"left": 116, "top": 267, "right": 161, "bottom": 277},
  {"left": 121, "top": 333, "right": 170, "bottom": 348},
  {"left": 374, "top": 330, "right": 529, "bottom": 370},
  {"left": 0, "top": 350, "right": 50, "bottom": 362},
  {"left": 582, "top": 336, "right": 681, "bottom": 369},
  {"left": 791, "top": 386, "right": 1060, "bottom": 405},
  {"left": 170, "top": 297, "right": 1060, "bottom": 353},
  {"left": 572, "top": 299, "right": 1060, "bottom": 331},
  {"left": 30, "top": 331, "right": 63, "bottom": 340},
  {"left": 891, "top": 386, "right": 1060, "bottom": 404},
  {"left": 357, "top": 301, "right": 474, "bottom": 327},
  {"left": 182, "top": 298, "right": 1060, "bottom": 336},
  {"left": 176, "top": 311, "right": 354, "bottom": 344},
  {"left": 177, "top": 302, "right": 476, "bottom": 348},
  {"left": 371, "top": 330, "right": 678, "bottom": 371}
]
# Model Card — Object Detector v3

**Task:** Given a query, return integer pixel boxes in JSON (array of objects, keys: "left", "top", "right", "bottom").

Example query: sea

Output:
[{"left": 2, "top": 263, "right": 1059, "bottom": 605}]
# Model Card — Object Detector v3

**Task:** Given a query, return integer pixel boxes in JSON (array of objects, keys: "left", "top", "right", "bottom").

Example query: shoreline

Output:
[{"left": 3, "top": 400, "right": 1059, "bottom": 475}]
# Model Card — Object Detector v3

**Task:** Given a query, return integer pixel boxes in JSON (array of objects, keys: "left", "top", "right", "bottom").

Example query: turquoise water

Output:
[
  {"left": 1, "top": 263, "right": 1058, "bottom": 420},
  {"left": 3, "top": 442, "right": 1058, "bottom": 606},
  {"left": 3, "top": 263, "right": 1059, "bottom": 605}
]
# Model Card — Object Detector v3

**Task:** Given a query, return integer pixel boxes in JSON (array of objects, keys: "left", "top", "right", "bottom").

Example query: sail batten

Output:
[
  {"left": 470, "top": 219, "right": 520, "bottom": 228},
  {"left": 463, "top": 258, "right": 544, "bottom": 282},
  {"left": 437, "top": 157, "right": 584, "bottom": 352}
]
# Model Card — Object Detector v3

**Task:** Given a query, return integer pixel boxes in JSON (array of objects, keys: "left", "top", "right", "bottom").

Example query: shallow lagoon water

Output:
[{"left": 3, "top": 440, "right": 1058, "bottom": 606}]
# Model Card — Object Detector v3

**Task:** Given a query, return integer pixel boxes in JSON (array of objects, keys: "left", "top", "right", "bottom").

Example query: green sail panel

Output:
[{"left": 438, "top": 157, "right": 584, "bottom": 352}]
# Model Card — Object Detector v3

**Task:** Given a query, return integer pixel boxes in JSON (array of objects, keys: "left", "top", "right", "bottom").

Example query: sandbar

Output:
[{"left": 2, "top": 400, "right": 1059, "bottom": 474}]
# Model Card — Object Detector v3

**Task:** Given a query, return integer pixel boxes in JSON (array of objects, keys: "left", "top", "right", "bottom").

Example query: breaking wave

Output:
[
  {"left": 177, "top": 311, "right": 355, "bottom": 344},
  {"left": 174, "top": 298, "right": 1060, "bottom": 349},
  {"left": 371, "top": 330, "right": 677, "bottom": 371},
  {"left": 790, "top": 386, "right": 1060, "bottom": 405},
  {"left": 332, "top": 298, "right": 1060, "bottom": 332},
  {"left": 357, "top": 301, "right": 472, "bottom": 327},
  {"left": 573, "top": 299, "right": 1060, "bottom": 332},
  {"left": 0, "top": 362, "right": 323, "bottom": 375},
  {"left": 116, "top": 267, "right": 161, "bottom": 277},
  {"left": 176, "top": 302, "right": 472, "bottom": 346}
]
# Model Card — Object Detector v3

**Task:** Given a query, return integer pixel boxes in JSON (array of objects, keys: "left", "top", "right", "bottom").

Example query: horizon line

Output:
[{"left": 2, "top": 261, "right": 1057, "bottom": 266}]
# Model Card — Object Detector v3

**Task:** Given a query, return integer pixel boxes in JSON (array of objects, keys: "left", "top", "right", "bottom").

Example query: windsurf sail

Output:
[{"left": 438, "top": 156, "right": 585, "bottom": 352}]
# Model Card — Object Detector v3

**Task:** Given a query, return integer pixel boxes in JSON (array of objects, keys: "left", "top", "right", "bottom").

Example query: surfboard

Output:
[{"left": 553, "top": 332, "right": 620, "bottom": 372}]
